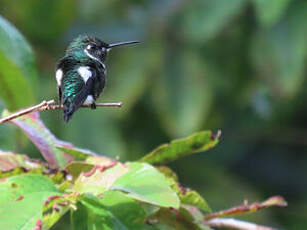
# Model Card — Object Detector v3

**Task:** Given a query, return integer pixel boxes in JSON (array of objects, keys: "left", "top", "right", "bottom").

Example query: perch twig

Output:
[
  {"left": 0, "top": 99, "right": 122, "bottom": 124},
  {"left": 204, "top": 196, "right": 287, "bottom": 221}
]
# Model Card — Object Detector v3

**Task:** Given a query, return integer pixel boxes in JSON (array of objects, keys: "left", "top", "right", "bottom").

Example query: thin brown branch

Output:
[
  {"left": 0, "top": 99, "right": 122, "bottom": 124},
  {"left": 205, "top": 218, "right": 275, "bottom": 230},
  {"left": 204, "top": 196, "right": 287, "bottom": 221}
]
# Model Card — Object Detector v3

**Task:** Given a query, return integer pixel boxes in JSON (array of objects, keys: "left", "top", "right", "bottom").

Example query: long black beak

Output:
[{"left": 108, "top": 41, "right": 139, "bottom": 48}]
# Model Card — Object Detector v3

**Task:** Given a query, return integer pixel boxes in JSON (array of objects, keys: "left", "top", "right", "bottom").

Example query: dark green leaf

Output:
[
  {"left": 152, "top": 51, "right": 212, "bottom": 136},
  {"left": 180, "top": 206, "right": 211, "bottom": 230},
  {"left": 251, "top": 2, "right": 307, "bottom": 99},
  {"left": 140, "top": 131, "right": 220, "bottom": 165},
  {"left": 65, "top": 161, "right": 94, "bottom": 180},
  {"left": 105, "top": 43, "right": 158, "bottom": 116},
  {"left": 0, "top": 15, "right": 37, "bottom": 110},
  {"left": 252, "top": 0, "right": 291, "bottom": 27},
  {"left": 0, "top": 174, "right": 60, "bottom": 230},
  {"left": 148, "top": 208, "right": 207, "bottom": 230},
  {"left": 0, "top": 0, "right": 77, "bottom": 43},
  {"left": 181, "top": 0, "right": 246, "bottom": 42}
]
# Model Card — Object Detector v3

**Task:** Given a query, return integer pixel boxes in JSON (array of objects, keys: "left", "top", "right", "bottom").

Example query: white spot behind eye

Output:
[
  {"left": 85, "top": 49, "right": 106, "bottom": 69},
  {"left": 87, "top": 44, "right": 92, "bottom": 50}
]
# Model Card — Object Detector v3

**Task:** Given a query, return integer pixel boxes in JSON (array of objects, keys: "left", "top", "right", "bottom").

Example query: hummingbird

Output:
[{"left": 55, "top": 35, "right": 139, "bottom": 122}]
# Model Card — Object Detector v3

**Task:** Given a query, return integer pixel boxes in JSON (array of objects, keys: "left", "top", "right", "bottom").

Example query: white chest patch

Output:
[
  {"left": 78, "top": 66, "right": 92, "bottom": 83},
  {"left": 83, "top": 95, "right": 94, "bottom": 105},
  {"left": 56, "top": 69, "right": 63, "bottom": 86}
]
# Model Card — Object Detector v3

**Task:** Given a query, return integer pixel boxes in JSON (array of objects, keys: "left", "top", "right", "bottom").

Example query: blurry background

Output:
[{"left": 0, "top": 0, "right": 306, "bottom": 229}]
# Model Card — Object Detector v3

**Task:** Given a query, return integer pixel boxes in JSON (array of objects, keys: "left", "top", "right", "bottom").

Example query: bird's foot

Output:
[{"left": 91, "top": 103, "right": 96, "bottom": 110}]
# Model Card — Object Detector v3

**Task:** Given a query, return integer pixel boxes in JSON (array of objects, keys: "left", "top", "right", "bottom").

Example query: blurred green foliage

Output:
[{"left": 0, "top": 0, "right": 306, "bottom": 229}]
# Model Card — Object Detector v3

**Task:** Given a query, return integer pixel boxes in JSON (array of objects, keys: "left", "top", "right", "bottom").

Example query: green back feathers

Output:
[{"left": 62, "top": 67, "right": 84, "bottom": 104}]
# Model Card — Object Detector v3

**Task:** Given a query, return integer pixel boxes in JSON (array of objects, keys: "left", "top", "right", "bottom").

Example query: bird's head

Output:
[{"left": 67, "top": 35, "right": 139, "bottom": 64}]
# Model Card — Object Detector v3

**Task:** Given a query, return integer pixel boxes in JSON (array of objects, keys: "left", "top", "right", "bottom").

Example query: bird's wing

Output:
[
  {"left": 62, "top": 67, "right": 97, "bottom": 122},
  {"left": 56, "top": 57, "right": 69, "bottom": 105},
  {"left": 92, "top": 69, "right": 105, "bottom": 100}
]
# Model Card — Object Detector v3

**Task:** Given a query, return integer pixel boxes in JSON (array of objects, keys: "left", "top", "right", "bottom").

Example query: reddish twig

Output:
[
  {"left": 204, "top": 196, "right": 287, "bottom": 221},
  {"left": 205, "top": 218, "right": 275, "bottom": 230},
  {"left": 0, "top": 99, "right": 122, "bottom": 124}
]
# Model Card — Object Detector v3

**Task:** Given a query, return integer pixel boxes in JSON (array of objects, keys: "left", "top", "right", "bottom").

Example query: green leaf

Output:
[
  {"left": 6, "top": 111, "right": 73, "bottom": 168},
  {"left": 43, "top": 206, "right": 70, "bottom": 230},
  {"left": 0, "top": 0, "right": 77, "bottom": 43},
  {"left": 158, "top": 166, "right": 211, "bottom": 213},
  {"left": 140, "top": 130, "right": 220, "bottom": 165},
  {"left": 74, "top": 162, "right": 179, "bottom": 209},
  {"left": 105, "top": 43, "right": 157, "bottom": 116},
  {"left": 252, "top": 0, "right": 291, "bottom": 27},
  {"left": 180, "top": 206, "right": 211, "bottom": 230},
  {"left": 148, "top": 208, "right": 207, "bottom": 230},
  {"left": 180, "top": 190, "right": 211, "bottom": 213},
  {"left": 72, "top": 191, "right": 148, "bottom": 230},
  {"left": 112, "top": 162, "right": 180, "bottom": 209},
  {"left": 0, "top": 15, "right": 37, "bottom": 110},
  {"left": 251, "top": 2, "right": 307, "bottom": 99},
  {"left": 42, "top": 194, "right": 76, "bottom": 230},
  {"left": 65, "top": 161, "right": 94, "bottom": 181},
  {"left": 0, "top": 174, "right": 60, "bottom": 230},
  {"left": 152, "top": 50, "right": 212, "bottom": 136},
  {"left": 0, "top": 151, "right": 42, "bottom": 172},
  {"left": 73, "top": 163, "right": 129, "bottom": 194},
  {"left": 56, "top": 145, "right": 97, "bottom": 161},
  {"left": 181, "top": 0, "right": 246, "bottom": 42}
]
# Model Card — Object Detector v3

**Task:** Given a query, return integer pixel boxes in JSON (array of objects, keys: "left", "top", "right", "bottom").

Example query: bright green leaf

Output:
[
  {"left": 140, "top": 130, "right": 220, "bottom": 165},
  {"left": 43, "top": 206, "right": 70, "bottom": 230},
  {"left": 180, "top": 190, "right": 211, "bottom": 213},
  {"left": 0, "top": 15, "right": 37, "bottom": 110},
  {"left": 112, "top": 162, "right": 180, "bottom": 209},
  {"left": 56, "top": 145, "right": 97, "bottom": 161},
  {"left": 73, "top": 163, "right": 129, "bottom": 194},
  {"left": 72, "top": 191, "right": 149, "bottom": 230},
  {"left": 0, "top": 174, "right": 60, "bottom": 230}
]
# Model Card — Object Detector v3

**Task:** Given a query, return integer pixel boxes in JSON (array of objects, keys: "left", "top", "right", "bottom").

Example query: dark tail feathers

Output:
[{"left": 63, "top": 103, "right": 76, "bottom": 123}]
